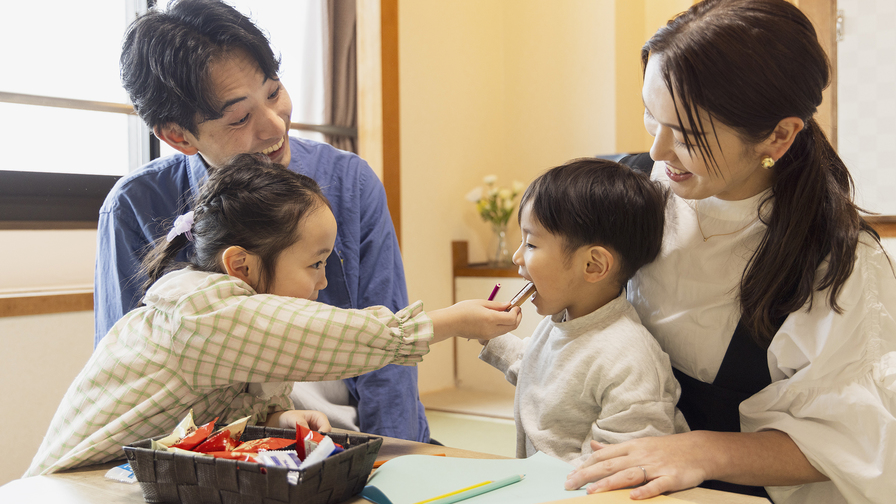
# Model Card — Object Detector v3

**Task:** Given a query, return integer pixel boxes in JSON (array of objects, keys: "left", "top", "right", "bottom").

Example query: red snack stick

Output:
[
  {"left": 193, "top": 429, "right": 240, "bottom": 453},
  {"left": 171, "top": 417, "right": 218, "bottom": 451},
  {"left": 232, "top": 437, "right": 294, "bottom": 453},
  {"left": 295, "top": 424, "right": 343, "bottom": 460},
  {"left": 191, "top": 415, "right": 250, "bottom": 453}
]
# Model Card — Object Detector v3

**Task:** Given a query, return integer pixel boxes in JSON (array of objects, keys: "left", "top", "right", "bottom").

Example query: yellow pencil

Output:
[{"left": 412, "top": 480, "right": 492, "bottom": 504}]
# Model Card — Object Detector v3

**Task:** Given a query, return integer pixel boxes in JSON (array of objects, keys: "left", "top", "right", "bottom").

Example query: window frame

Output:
[{"left": 0, "top": 96, "right": 355, "bottom": 230}]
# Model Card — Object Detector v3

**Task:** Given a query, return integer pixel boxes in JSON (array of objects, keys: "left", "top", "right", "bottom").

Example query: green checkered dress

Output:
[{"left": 26, "top": 269, "right": 431, "bottom": 476}]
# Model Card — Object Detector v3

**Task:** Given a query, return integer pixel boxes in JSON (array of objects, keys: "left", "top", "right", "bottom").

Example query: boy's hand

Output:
[
  {"left": 265, "top": 409, "right": 332, "bottom": 432},
  {"left": 429, "top": 300, "right": 521, "bottom": 343}
]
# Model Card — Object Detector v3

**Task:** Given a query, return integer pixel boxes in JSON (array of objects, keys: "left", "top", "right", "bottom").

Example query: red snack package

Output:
[
  {"left": 193, "top": 429, "right": 240, "bottom": 453},
  {"left": 295, "top": 424, "right": 342, "bottom": 461},
  {"left": 232, "top": 437, "right": 294, "bottom": 453},
  {"left": 171, "top": 417, "right": 218, "bottom": 451},
  {"left": 192, "top": 416, "right": 249, "bottom": 453}
]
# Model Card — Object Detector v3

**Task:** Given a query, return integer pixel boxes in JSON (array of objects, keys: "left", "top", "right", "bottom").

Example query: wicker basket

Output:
[{"left": 123, "top": 425, "right": 382, "bottom": 504}]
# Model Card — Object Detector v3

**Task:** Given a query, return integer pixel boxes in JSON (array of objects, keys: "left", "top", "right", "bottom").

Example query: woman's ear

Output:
[
  {"left": 153, "top": 124, "right": 200, "bottom": 156},
  {"left": 583, "top": 246, "right": 615, "bottom": 284},
  {"left": 761, "top": 116, "right": 805, "bottom": 161},
  {"left": 220, "top": 246, "right": 261, "bottom": 290}
]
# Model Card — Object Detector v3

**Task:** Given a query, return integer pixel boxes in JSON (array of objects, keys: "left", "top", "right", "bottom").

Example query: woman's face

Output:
[{"left": 642, "top": 55, "right": 774, "bottom": 201}]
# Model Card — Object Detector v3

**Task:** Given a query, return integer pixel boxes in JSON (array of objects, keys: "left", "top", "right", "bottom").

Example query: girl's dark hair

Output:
[
  {"left": 121, "top": 0, "right": 281, "bottom": 136},
  {"left": 643, "top": 0, "right": 880, "bottom": 346},
  {"left": 140, "top": 154, "right": 330, "bottom": 296},
  {"left": 520, "top": 158, "right": 668, "bottom": 285}
]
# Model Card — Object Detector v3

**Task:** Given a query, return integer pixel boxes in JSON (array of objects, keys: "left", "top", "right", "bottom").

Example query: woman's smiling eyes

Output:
[{"left": 310, "top": 260, "right": 326, "bottom": 270}]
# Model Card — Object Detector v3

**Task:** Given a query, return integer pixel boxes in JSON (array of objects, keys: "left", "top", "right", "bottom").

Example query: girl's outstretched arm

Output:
[
  {"left": 564, "top": 430, "right": 828, "bottom": 500},
  {"left": 428, "top": 300, "right": 522, "bottom": 344}
]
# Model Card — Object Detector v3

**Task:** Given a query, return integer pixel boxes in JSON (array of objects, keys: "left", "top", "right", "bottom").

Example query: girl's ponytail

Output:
[{"left": 139, "top": 220, "right": 194, "bottom": 298}]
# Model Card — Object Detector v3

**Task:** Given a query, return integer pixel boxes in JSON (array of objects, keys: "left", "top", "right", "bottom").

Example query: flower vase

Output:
[{"left": 489, "top": 222, "right": 512, "bottom": 267}]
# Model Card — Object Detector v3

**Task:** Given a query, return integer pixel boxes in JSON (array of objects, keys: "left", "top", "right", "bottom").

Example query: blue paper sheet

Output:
[{"left": 366, "top": 452, "right": 588, "bottom": 504}]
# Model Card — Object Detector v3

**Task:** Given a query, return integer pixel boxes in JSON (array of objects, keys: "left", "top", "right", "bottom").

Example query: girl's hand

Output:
[
  {"left": 564, "top": 432, "right": 715, "bottom": 500},
  {"left": 265, "top": 409, "right": 333, "bottom": 433},
  {"left": 429, "top": 300, "right": 521, "bottom": 343}
]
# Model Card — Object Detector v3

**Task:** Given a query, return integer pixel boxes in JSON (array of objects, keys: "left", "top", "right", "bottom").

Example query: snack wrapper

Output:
[
  {"left": 171, "top": 417, "right": 218, "bottom": 450},
  {"left": 193, "top": 416, "right": 249, "bottom": 453},
  {"left": 295, "top": 424, "right": 343, "bottom": 460},
  {"left": 155, "top": 409, "right": 198, "bottom": 447},
  {"left": 232, "top": 437, "right": 295, "bottom": 453}
]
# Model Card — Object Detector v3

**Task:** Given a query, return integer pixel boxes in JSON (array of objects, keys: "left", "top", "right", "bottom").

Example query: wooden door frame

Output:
[{"left": 357, "top": 0, "right": 401, "bottom": 247}]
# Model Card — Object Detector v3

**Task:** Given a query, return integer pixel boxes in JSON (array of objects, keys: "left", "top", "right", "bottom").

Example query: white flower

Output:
[
  {"left": 465, "top": 186, "right": 483, "bottom": 203},
  {"left": 504, "top": 199, "right": 514, "bottom": 211},
  {"left": 498, "top": 188, "right": 512, "bottom": 200},
  {"left": 512, "top": 180, "right": 525, "bottom": 193},
  {"left": 483, "top": 175, "right": 498, "bottom": 185}
]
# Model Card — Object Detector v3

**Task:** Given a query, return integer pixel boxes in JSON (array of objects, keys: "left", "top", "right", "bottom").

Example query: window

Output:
[{"left": 1, "top": 0, "right": 339, "bottom": 228}]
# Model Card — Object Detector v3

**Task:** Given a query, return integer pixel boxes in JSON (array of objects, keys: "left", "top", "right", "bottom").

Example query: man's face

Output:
[{"left": 167, "top": 50, "right": 293, "bottom": 168}]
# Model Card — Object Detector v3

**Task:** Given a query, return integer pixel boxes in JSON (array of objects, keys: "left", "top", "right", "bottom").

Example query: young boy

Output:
[{"left": 480, "top": 158, "right": 689, "bottom": 465}]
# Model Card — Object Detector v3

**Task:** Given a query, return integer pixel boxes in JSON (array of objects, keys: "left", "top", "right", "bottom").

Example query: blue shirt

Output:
[{"left": 94, "top": 136, "right": 430, "bottom": 442}]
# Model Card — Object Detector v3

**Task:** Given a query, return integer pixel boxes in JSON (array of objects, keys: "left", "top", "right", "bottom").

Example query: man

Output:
[{"left": 95, "top": 0, "right": 429, "bottom": 442}]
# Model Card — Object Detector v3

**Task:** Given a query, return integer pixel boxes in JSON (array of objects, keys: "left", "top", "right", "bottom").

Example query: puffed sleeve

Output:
[
  {"left": 479, "top": 333, "right": 531, "bottom": 386},
  {"left": 740, "top": 237, "right": 896, "bottom": 504},
  {"left": 167, "top": 274, "right": 434, "bottom": 387}
]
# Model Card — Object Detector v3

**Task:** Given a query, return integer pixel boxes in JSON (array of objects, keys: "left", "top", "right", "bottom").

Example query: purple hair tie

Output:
[{"left": 166, "top": 211, "right": 195, "bottom": 242}]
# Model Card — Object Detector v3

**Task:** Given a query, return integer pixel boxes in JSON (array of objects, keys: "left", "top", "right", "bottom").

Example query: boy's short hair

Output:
[
  {"left": 120, "top": 0, "right": 281, "bottom": 136},
  {"left": 519, "top": 158, "right": 668, "bottom": 284}
]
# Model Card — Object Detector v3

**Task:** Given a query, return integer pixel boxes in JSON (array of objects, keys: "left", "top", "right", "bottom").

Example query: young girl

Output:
[
  {"left": 479, "top": 159, "right": 689, "bottom": 466},
  {"left": 27, "top": 154, "right": 520, "bottom": 476}
]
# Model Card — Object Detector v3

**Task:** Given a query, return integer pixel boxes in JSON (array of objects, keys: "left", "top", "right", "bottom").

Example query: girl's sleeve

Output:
[
  {"left": 173, "top": 282, "right": 433, "bottom": 387},
  {"left": 740, "top": 239, "right": 896, "bottom": 504}
]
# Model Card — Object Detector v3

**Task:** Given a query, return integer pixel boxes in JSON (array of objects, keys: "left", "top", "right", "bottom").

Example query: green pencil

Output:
[{"left": 425, "top": 474, "right": 525, "bottom": 504}]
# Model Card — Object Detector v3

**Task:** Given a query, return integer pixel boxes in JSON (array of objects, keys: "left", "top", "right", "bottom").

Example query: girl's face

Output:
[
  {"left": 266, "top": 205, "right": 337, "bottom": 301},
  {"left": 642, "top": 54, "right": 774, "bottom": 201},
  {"left": 512, "top": 202, "right": 590, "bottom": 319}
]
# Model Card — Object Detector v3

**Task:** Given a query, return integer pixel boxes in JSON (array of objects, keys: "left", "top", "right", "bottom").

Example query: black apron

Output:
[{"left": 672, "top": 319, "right": 775, "bottom": 500}]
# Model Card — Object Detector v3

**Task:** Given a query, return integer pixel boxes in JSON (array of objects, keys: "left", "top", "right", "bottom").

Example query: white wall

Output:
[
  {"left": 398, "top": 0, "right": 695, "bottom": 395},
  {"left": 837, "top": 0, "right": 896, "bottom": 215},
  {"left": 0, "top": 229, "right": 97, "bottom": 485}
]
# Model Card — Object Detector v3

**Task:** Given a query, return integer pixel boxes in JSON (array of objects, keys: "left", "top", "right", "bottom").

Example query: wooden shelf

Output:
[
  {"left": 866, "top": 215, "right": 896, "bottom": 238},
  {"left": 452, "top": 241, "right": 519, "bottom": 278}
]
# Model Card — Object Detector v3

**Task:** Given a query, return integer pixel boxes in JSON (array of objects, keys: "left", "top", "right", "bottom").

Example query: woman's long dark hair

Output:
[
  {"left": 140, "top": 153, "right": 330, "bottom": 297},
  {"left": 643, "top": 0, "right": 880, "bottom": 346}
]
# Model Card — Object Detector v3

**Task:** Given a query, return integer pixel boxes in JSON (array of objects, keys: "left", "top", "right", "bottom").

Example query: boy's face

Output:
[
  {"left": 159, "top": 50, "right": 293, "bottom": 169},
  {"left": 512, "top": 202, "right": 592, "bottom": 319},
  {"left": 267, "top": 204, "right": 337, "bottom": 301}
]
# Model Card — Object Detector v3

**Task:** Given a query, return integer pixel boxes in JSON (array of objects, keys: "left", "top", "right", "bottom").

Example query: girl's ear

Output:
[
  {"left": 153, "top": 124, "right": 200, "bottom": 156},
  {"left": 220, "top": 246, "right": 262, "bottom": 290},
  {"left": 583, "top": 246, "right": 614, "bottom": 284}
]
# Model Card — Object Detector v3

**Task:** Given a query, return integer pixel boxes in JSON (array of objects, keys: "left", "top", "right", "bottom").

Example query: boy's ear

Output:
[
  {"left": 153, "top": 124, "right": 200, "bottom": 156},
  {"left": 583, "top": 246, "right": 614, "bottom": 284},
  {"left": 220, "top": 246, "right": 262, "bottom": 290}
]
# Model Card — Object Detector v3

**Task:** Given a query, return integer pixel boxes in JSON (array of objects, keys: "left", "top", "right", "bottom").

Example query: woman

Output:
[{"left": 565, "top": 1, "right": 895, "bottom": 502}]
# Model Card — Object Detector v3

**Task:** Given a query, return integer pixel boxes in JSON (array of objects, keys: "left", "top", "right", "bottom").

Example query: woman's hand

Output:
[
  {"left": 429, "top": 300, "right": 522, "bottom": 343},
  {"left": 565, "top": 432, "right": 714, "bottom": 500},
  {"left": 265, "top": 409, "right": 332, "bottom": 433},
  {"left": 565, "top": 430, "right": 828, "bottom": 500}
]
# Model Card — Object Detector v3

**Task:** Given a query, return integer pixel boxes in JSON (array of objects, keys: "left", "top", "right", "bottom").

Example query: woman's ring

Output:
[{"left": 637, "top": 465, "right": 647, "bottom": 485}]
